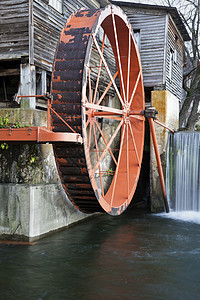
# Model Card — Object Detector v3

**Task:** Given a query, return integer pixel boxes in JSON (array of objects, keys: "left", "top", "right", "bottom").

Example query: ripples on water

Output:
[{"left": 0, "top": 210, "right": 200, "bottom": 300}]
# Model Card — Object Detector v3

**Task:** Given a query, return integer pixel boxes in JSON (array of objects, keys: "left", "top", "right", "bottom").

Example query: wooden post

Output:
[{"left": 20, "top": 63, "right": 36, "bottom": 109}]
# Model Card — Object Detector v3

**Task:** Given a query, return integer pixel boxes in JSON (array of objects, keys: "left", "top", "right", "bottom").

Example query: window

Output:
[
  {"left": 174, "top": 48, "right": 177, "bottom": 64},
  {"left": 174, "top": 35, "right": 178, "bottom": 64},
  {"left": 49, "top": 0, "right": 63, "bottom": 13},
  {"left": 133, "top": 30, "right": 140, "bottom": 51},
  {"left": 169, "top": 48, "right": 174, "bottom": 81}
]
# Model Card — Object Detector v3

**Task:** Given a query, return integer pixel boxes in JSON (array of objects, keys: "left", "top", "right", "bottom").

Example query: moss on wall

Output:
[
  {"left": 0, "top": 108, "right": 59, "bottom": 184},
  {"left": 0, "top": 144, "right": 59, "bottom": 184}
]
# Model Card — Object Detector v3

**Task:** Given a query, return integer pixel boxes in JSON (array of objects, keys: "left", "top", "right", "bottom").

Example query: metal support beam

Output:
[
  {"left": 148, "top": 117, "right": 169, "bottom": 213},
  {"left": 0, "top": 127, "right": 82, "bottom": 144}
]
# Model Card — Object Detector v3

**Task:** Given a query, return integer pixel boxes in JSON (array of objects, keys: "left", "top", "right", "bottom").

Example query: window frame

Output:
[
  {"left": 168, "top": 48, "right": 174, "bottom": 81},
  {"left": 49, "top": 0, "right": 63, "bottom": 14},
  {"left": 133, "top": 30, "right": 140, "bottom": 51}
]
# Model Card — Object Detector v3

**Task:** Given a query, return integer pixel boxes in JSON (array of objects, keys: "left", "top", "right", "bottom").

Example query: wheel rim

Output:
[{"left": 51, "top": 5, "right": 145, "bottom": 215}]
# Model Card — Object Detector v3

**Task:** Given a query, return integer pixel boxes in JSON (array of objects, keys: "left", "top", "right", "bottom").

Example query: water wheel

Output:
[{"left": 51, "top": 5, "right": 145, "bottom": 215}]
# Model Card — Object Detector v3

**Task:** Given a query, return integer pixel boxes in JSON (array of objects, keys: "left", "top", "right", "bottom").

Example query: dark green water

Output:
[{"left": 0, "top": 210, "right": 200, "bottom": 300}]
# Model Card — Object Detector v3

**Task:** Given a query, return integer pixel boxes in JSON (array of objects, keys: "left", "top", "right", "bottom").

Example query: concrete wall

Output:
[
  {"left": 0, "top": 108, "right": 89, "bottom": 241},
  {"left": 150, "top": 90, "right": 179, "bottom": 212},
  {"left": 0, "top": 183, "right": 87, "bottom": 241}
]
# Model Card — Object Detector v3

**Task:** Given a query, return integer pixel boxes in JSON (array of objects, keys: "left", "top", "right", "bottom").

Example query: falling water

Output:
[{"left": 166, "top": 132, "right": 200, "bottom": 212}]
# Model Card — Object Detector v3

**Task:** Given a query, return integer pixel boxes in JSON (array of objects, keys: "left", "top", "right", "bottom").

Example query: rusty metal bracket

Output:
[
  {"left": 17, "top": 93, "right": 51, "bottom": 100},
  {"left": 142, "top": 107, "right": 174, "bottom": 133},
  {"left": 141, "top": 107, "right": 158, "bottom": 119},
  {"left": 16, "top": 93, "right": 78, "bottom": 134}
]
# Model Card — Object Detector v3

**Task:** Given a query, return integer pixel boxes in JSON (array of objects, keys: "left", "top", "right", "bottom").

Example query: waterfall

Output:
[{"left": 166, "top": 132, "right": 200, "bottom": 212}]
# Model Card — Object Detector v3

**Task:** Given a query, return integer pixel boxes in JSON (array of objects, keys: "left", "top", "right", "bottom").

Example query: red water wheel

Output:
[{"left": 51, "top": 5, "right": 145, "bottom": 215}]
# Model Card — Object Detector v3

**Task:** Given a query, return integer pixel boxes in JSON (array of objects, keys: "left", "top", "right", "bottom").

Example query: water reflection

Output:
[{"left": 0, "top": 211, "right": 200, "bottom": 299}]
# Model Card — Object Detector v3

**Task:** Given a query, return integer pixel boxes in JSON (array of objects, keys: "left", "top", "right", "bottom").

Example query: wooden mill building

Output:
[{"left": 0, "top": 1, "right": 190, "bottom": 107}]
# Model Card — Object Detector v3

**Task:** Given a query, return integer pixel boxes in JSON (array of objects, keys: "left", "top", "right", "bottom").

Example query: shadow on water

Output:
[{"left": 0, "top": 209, "right": 200, "bottom": 300}]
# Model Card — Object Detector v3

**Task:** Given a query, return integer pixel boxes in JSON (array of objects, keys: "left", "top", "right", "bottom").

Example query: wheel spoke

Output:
[
  {"left": 111, "top": 12, "right": 126, "bottom": 102},
  {"left": 94, "top": 115, "right": 122, "bottom": 121},
  {"left": 129, "top": 71, "right": 141, "bottom": 106},
  {"left": 110, "top": 123, "right": 126, "bottom": 206},
  {"left": 85, "top": 117, "right": 90, "bottom": 129},
  {"left": 85, "top": 102, "right": 122, "bottom": 115},
  {"left": 128, "top": 122, "right": 140, "bottom": 167},
  {"left": 92, "top": 123, "right": 104, "bottom": 197},
  {"left": 94, "top": 119, "right": 118, "bottom": 166},
  {"left": 91, "top": 119, "right": 123, "bottom": 175},
  {"left": 88, "top": 122, "right": 92, "bottom": 149},
  {"left": 130, "top": 115, "right": 145, "bottom": 121},
  {"left": 96, "top": 71, "right": 118, "bottom": 106},
  {"left": 126, "top": 26, "right": 131, "bottom": 103},
  {"left": 88, "top": 67, "right": 92, "bottom": 103},
  {"left": 93, "top": 33, "right": 106, "bottom": 104},
  {"left": 92, "top": 34, "right": 124, "bottom": 106},
  {"left": 126, "top": 123, "right": 129, "bottom": 197}
]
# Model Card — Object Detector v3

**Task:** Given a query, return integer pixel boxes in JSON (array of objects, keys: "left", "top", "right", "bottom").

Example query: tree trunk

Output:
[
  {"left": 179, "top": 92, "right": 193, "bottom": 128},
  {"left": 179, "top": 64, "right": 200, "bottom": 130}
]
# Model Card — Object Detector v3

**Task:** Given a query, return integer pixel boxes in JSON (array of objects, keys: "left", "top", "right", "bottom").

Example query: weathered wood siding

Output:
[
  {"left": 165, "top": 17, "right": 184, "bottom": 101},
  {"left": 33, "top": 0, "right": 100, "bottom": 71},
  {"left": 0, "top": 0, "right": 29, "bottom": 60},
  {"left": 121, "top": 7, "right": 166, "bottom": 87}
]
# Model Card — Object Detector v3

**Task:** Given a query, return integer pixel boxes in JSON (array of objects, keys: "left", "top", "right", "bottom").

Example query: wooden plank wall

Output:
[
  {"left": 33, "top": 0, "right": 100, "bottom": 71},
  {"left": 165, "top": 17, "right": 184, "bottom": 102},
  {"left": 0, "top": 0, "right": 29, "bottom": 60},
  {"left": 122, "top": 7, "right": 166, "bottom": 88}
]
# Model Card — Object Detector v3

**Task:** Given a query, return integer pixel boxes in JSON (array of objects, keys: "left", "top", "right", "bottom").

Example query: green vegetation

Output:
[
  {"left": 13, "top": 120, "right": 23, "bottom": 128},
  {"left": 0, "top": 113, "right": 25, "bottom": 129},
  {"left": 30, "top": 156, "right": 35, "bottom": 164},
  {"left": 0, "top": 114, "right": 9, "bottom": 128},
  {"left": 106, "top": 168, "right": 114, "bottom": 177},
  {"left": 0, "top": 143, "right": 9, "bottom": 150},
  {"left": 0, "top": 114, "right": 26, "bottom": 151},
  {"left": 195, "top": 124, "right": 200, "bottom": 131}
]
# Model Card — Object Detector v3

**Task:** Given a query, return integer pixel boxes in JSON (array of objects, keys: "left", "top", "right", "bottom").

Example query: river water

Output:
[{"left": 0, "top": 210, "right": 200, "bottom": 300}]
